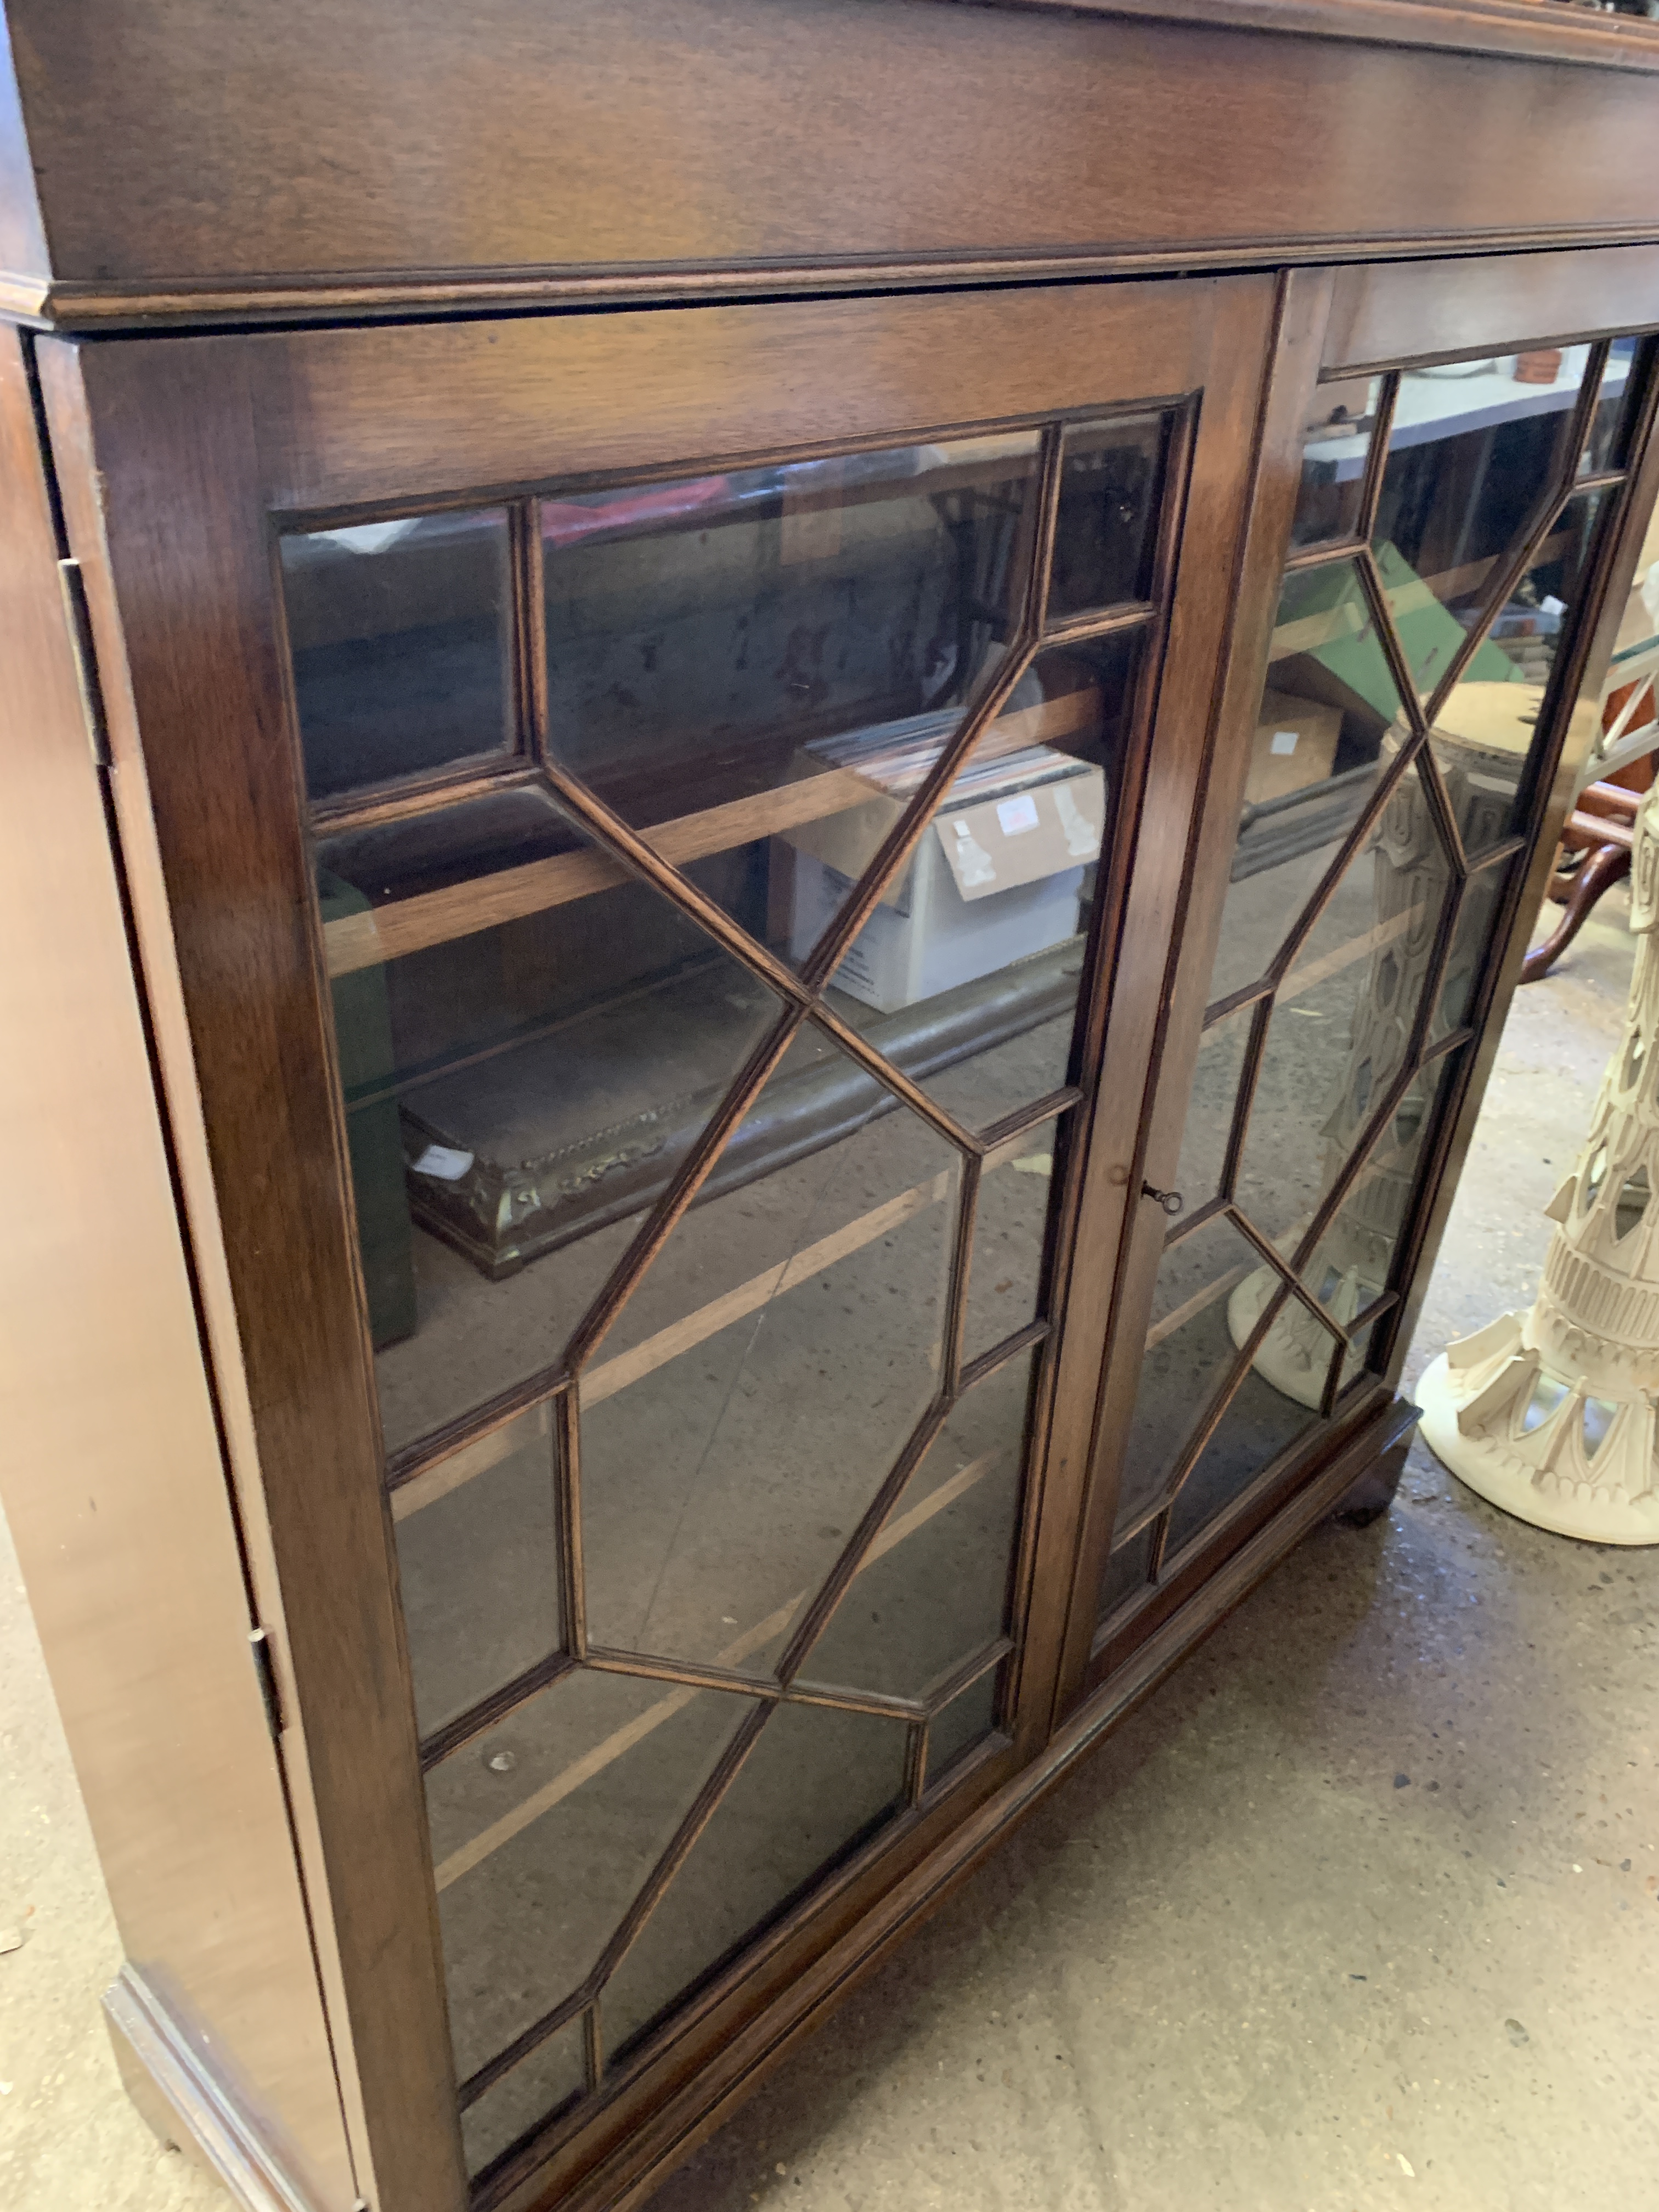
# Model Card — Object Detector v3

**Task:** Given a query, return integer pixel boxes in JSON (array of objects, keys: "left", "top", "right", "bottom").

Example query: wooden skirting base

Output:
[{"left": 104, "top": 1967, "right": 338, "bottom": 2212}]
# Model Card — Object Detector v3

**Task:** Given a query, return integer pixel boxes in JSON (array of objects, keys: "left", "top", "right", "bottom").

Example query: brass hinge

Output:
[
  {"left": 248, "top": 1627, "right": 284, "bottom": 1740},
  {"left": 55, "top": 557, "right": 110, "bottom": 768}
]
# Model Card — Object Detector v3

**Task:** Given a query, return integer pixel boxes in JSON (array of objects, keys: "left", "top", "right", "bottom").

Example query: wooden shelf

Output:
[{"left": 321, "top": 691, "right": 1099, "bottom": 978}]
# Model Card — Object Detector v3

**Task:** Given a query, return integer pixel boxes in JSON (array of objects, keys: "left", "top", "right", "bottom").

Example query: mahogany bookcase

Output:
[{"left": 3, "top": 5, "right": 1658, "bottom": 2210}]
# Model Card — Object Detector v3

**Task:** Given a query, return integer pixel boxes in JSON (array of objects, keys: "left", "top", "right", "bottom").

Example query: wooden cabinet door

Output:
[
  {"left": 40, "top": 275, "right": 1276, "bottom": 2208},
  {"left": 1063, "top": 247, "right": 1659, "bottom": 1721}
]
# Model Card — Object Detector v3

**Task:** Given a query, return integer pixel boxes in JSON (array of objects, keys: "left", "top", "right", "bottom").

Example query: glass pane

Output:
[
  {"left": 280, "top": 509, "right": 515, "bottom": 804},
  {"left": 1339, "top": 1307, "right": 1393, "bottom": 1396},
  {"left": 962, "top": 1126, "right": 1057, "bottom": 1365},
  {"left": 1429, "top": 489, "right": 1612, "bottom": 857},
  {"left": 819, "top": 627, "right": 1143, "bottom": 1133},
  {"left": 578, "top": 1047, "right": 959, "bottom": 1673},
  {"left": 1582, "top": 337, "right": 1648, "bottom": 478},
  {"left": 393, "top": 1403, "right": 558, "bottom": 1739},
  {"left": 1177, "top": 1000, "right": 1251, "bottom": 1215},
  {"left": 1374, "top": 349, "right": 1592, "bottom": 702},
  {"left": 1233, "top": 757, "right": 1453, "bottom": 1252},
  {"left": 1291, "top": 1056, "right": 1457, "bottom": 1349},
  {"left": 1109, "top": 1214, "right": 1268, "bottom": 1541},
  {"left": 797, "top": 1350, "right": 1034, "bottom": 1700},
  {"left": 1434, "top": 861, "right": 1510, "bottom": 1042},
  {"left": 928, "top": 1666, "right": 1002, "bottom": 1782},
  {"left": 1047, "top": 413, "right": 1171, "bottom": 621},
  {"left": 315, "top": 786, "right": 783, "bottom": 1453},
  {"left": 1291, "top": 375, "right": 1381, "bottom": 549},
  {"left": 427, "top": 1671, "right": 756, "bottom": 2094},
  {"left": 460, "top": 2018, "right": 585, "bottom": 2179},
  {"left": 1209, "top": 561, "right": 1404, "bottom": 1005},
  {"left": 1164, "top": 1305, "right": 1329, "bottom": 1558},
  {"left": 1097, "top": 1525, "right": 1154, "bottom": 1625},
  {"left": 602, "top": 1702, "right": 906, "bottom": 2063},
  {"left": 541, "top": 435, "right": 1042, "bottom": 964}
]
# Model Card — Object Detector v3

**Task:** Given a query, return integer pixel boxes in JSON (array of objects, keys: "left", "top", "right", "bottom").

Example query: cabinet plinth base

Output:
[{"left": 103, "top": 1968, "right": 329, "bottom": 2212}]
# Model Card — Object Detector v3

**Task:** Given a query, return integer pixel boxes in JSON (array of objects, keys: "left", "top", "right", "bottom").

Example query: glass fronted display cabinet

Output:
[{"left": 3, "top": 7, "right": 1658, "bottom": 2212}]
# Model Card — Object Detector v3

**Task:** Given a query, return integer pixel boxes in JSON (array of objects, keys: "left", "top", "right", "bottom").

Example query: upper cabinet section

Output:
[{"left": 4, "top": 0, "right": 1659, "bottom": 330}]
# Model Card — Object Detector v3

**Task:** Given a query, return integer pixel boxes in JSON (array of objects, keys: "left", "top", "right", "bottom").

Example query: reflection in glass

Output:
[
  {"left": 394, "top": 1404, "right": 558, "bottom": 1739},
  {"left": 1434, "top": 862, "right": 1510, "bottom": 1042},
  {"left": 1291, "top": 375, "right": 1381, "bottom": 549},
  {"left": 1110, "top": 1214, "right": 1266, "bottom": 1540},
  {"left": 799, "top": 1350, "right": 1034, "bottom": 1700},
  {"left": 460, "top": 2019, "right": 585, "bottom": 2179},
  {"left": 1163, "top": 1320, "right": 1328, "bottom": 1558},
  {"left": 1048, "top": 414, "right": 1170, "bottom": 621},
  {"left": 579, "top": 1053, "right": 958, "bottom": 1673},
  {"left": 1335, "top": 1313, "right": 1388, "bottom": 1401},
  {"left": 1583, "top": 337, "right": 1649, "bottom": 478},
  {"left": 1233, "top": 758, "right": 1452, "bottom": 1252},
  {"left": 602, "top": 1701, "right": 906, "bottom": 2064},
  {"left": 928, "top": 1666, "right": 1002, "bottom": 1781},
  {"left": 1208, "top": 561, "right": 1404, "bottom": 1005},
  {"left": 543, "top": 435, "right": 1041, "bottom": 962},
  {"left": 1232, "top": 1057, "right": 1454, "bottom": 1410},
  {"left": 1374, "top": 349, "right": 1591, "bottom": 701},
  {"left": 281, "top": 509, "right": 516, "bottom": 803},
  {"left": 818, "top": 627, "right": 1142, "bottom": 1134},
  {"left": 427, "top": 1672, "right": 754, "bottom": 2097},
  {"left": 1293, "top": 1059, "right": 1454, "bottom": 1340},
  {"left": 962, "top": 1129, "right": 1057, "bottom": 1364},
  {"left": 317, "top": 788, "right": 783, "bottom": 1453},
  {"left": 1097, "top": 1525, "right": 1154, "bottom": 1625},
  {"left": 1428, "top": 489, "right": 1611, "bottom": 857},
  {"left": 1177, "top": 1001, "right": 1250, "bottom": 1213}
]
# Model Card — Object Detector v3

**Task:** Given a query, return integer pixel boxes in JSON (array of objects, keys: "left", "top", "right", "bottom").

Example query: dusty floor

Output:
[{"left": 3, "top": 882, "right": 1655, "bottom": 2212}]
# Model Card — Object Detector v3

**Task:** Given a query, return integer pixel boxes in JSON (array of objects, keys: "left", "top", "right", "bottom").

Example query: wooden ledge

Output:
[
  {"left": 1006, "top": 0, "right": 1659, "bottom": 74},
  {"left": 9, "top": 220, "right": 1659, "bottom": 336}
]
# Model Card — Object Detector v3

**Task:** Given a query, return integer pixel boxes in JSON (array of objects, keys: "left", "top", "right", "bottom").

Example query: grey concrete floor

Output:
[{"left": 3, "top": 883, "right": 1656, "bottom": 2212}]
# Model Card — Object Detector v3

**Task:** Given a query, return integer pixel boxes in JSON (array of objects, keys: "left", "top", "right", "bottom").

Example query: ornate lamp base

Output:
[{"left": 1418, "top": 1316, "right": 1659, "bottom": 1546}]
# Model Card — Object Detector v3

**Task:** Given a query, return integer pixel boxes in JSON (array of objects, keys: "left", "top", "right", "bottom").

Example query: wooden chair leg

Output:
[{"left": 1521, "top": 839, "right": 1632, "bottom": 983}]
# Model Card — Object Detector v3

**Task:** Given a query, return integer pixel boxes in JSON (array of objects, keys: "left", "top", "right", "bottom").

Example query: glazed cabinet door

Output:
[
  {"left": 39, "top": 278, "right": 1273, "bottom": 2210},
  {"left": 1066, "top": 246, "right": 1659, "bottom": 1712}
]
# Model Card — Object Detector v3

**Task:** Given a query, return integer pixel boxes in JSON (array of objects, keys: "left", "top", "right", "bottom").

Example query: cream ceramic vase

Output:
[{"left": 1418, "top": 775, "right": 1659, "bottom": 1544}]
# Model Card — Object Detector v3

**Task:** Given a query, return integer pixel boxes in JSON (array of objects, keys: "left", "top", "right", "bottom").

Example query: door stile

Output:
[{"left": 1019, "top": 271, "right": 1311, "bottom": 1738}]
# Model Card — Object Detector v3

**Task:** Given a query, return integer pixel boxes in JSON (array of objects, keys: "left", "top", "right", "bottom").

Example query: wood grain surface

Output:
[{"left": 4, "top": 0, "right": 1659, "bottom": 329}]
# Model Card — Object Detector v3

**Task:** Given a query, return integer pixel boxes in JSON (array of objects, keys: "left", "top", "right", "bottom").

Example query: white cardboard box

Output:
[{"left": 786, "top": 757, "right": 1105, "bottom": 1014}]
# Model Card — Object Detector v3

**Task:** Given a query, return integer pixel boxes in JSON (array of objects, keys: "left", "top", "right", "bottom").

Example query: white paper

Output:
[
  {"left": 995, "top": 791, "right": 1041, "bottom": 837},
  {"left": 324, "top": 518, "right": 425, "bottom": 556},
  {"left": 1269, "top": 729, "right": 1300, "bottom": 757},
  {"left": 410, "top": 1143, "right": 475, "bottom": 1182}
]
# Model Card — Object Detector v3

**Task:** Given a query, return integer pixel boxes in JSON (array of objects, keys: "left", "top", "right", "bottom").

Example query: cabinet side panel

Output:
[
  {"left": 0, "top": 324, "right": 356, "bottom": 2212},
  {"left": 41, "top": 330, "right": 469, "bottom": 2212}
]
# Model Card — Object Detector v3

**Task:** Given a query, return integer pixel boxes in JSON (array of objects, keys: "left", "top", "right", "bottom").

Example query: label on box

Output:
[
  {"left": 1270, "top": 730, "right": 1300, "bottom": 756},
  {"left": 935, "top": 767, "right": 1106, "bottom": 902},
  {"left": 950, "top": 818, "right": 998, "bottom": 888}
]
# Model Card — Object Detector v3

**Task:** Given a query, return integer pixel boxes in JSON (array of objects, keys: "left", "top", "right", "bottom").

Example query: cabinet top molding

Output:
[{"left": 4, "top": 0, "right": 1659, "bottom": 334}]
